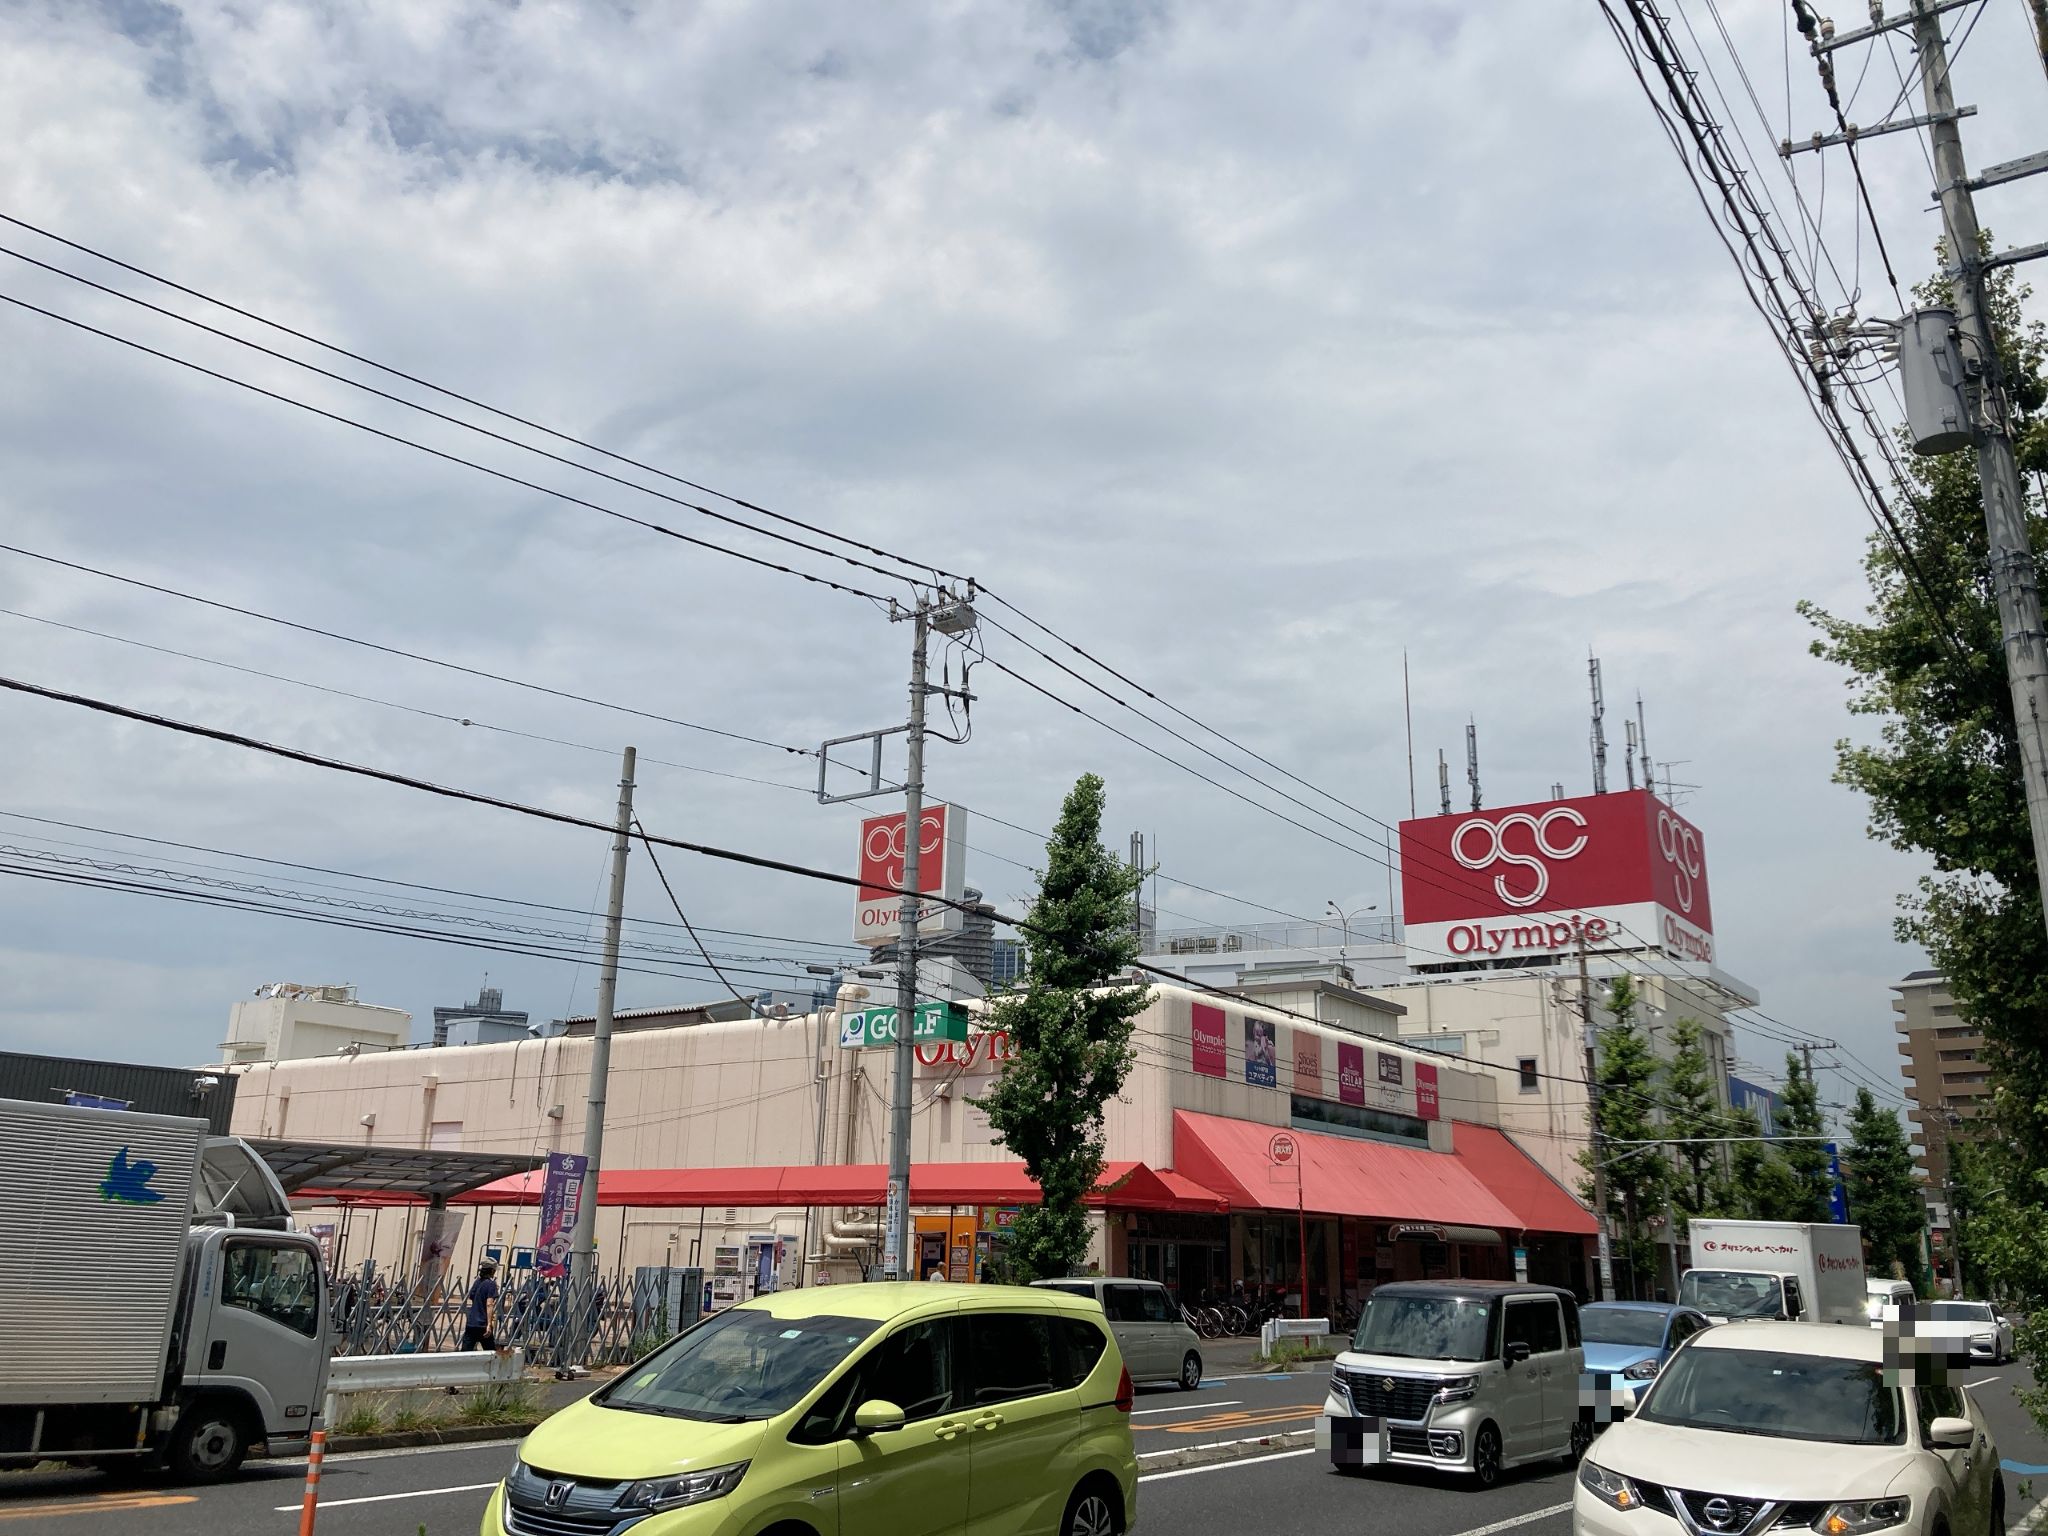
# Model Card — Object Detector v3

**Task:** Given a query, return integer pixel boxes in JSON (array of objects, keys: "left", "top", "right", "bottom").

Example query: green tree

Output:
[
  {"left": 1726, "top": 1106, "right": 1805, "bottom": 1222},
  {"left": 1773, "top": 1052, "right": 1835, "bottom": 1224},
  {"left": 1580, "top": 975, "right": 1668, "bottom": 1296},
  {"left": 973, "top": 774, "right": 1150, "bottom": 1281},
  {"left": 1844, "top": 1088, "right": 1930, "bottom": 1292},
  {"left": 1662, "top": 1017, "right": 1730, "bottom": 1218},
  {"left": 1801, "top": 247, "right": 2048, "bottom": 1424}
]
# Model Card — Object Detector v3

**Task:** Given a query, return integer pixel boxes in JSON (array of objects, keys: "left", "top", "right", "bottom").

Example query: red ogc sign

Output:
[{"left": 858, "top": 806, "right": 950, "bottom": 901}]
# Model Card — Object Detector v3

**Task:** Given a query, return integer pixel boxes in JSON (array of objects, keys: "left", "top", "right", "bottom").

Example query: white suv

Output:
[{"left": 1574, "top": 1320, "right": 2002, "bottom": 1536}]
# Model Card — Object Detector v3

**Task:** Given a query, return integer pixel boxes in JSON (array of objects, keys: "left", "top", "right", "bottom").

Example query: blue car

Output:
[{"left": 1580, "top": 1301, "right": 1711, "bottom": 1417}]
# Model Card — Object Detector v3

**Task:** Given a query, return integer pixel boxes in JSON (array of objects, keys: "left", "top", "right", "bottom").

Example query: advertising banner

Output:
[
  {"left": 1377, "top": 1051, "right": 1403, "bottom": 1086},
  {"left": 1338, "top": 1042, "right": 1366, "bottom": 1106},
  {"left": 1245, "top": 1017, "right": 1278, "bottom": 1088},
  {"left": 1191, "top": 1003, "right": 1227, "bottom": 1078},
  {"left": 853, "top": 804, "right": 968, "bottom": 945},
  {"left": 1293, "top": 1031, "right": 1324, "bottom": 1097},
  {"left": 536, "top": 1151, "right": 589, "bottom": 1279},
  {"left": 1398, "top": 789, "right": 1713, "bottom": 967},
  {"left": 1415, "top": 1062, "right": 1440, "bottom": 1121}
]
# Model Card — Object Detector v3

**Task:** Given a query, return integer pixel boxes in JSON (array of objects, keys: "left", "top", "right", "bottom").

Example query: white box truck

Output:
[
  {"left": 1678, "top": 1219, "right": 1867, "bottom": 1324},
  {"left": 0, "top": 1098, "right": 330, "bottom": 1481}
]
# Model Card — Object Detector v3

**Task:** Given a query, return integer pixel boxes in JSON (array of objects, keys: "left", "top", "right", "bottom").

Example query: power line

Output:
[
  {"left": 0, "top": 290, "right": 896, "bottom": 605},
  {"left": 0, "top": 210, "right": 971, "bottom": 589}
]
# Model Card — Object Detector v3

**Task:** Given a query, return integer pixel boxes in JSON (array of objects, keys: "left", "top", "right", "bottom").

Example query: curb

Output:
[
  {"left": 315, "top": 1421, "right": 544, "bottom": 1455},
  {"left": 1138, "top": 1427, "right": 1317, "bottom": 1473},
  {"left": 2017, "top": 1492, "right": 2048, "bottom": 1536}
]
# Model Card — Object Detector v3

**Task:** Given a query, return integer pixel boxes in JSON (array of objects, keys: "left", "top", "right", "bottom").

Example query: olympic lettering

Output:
[
  {"left": 1656, "top": 809, "right": 1702, "bottom": 913},
  {"left": 1450, "top": 807, "right": 1590, "bottom": 908}
]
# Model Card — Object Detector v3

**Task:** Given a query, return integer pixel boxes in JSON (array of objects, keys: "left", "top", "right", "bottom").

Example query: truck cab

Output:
[{"left": 1677, "top": 1267, "right": 1804, "bottom": 1322}]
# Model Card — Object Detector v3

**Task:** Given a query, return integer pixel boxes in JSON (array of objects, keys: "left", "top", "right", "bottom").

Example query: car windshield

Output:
[
  {"left": 1582, "top": 1308, "right": 1668, "bottom": 1348},
  {"left": 1352, "top": 1294, "right": 1493, "bottom": 1361},
  {"left": 1928, "top": 1303, "right": 1994, "bottom": 1323},
  {"left": 1638, "top": 1346, "right": 1905, "bottom": 1445},
  {"left": 1678, "top": 1271, "right": 1784, "bottom": 1319},
  {"left": 599, "top": 1309, "right": 877, "bottom": 1422}
]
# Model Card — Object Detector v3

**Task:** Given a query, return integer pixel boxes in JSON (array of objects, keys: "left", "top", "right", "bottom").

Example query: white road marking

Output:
[
  {"left": 1439, "top": 1502, "right": 1575, "bottom": 1536},
  {"left": 1965, "top": 1376, "right": 2003, "bottom": 1389},
  {"left": 1142, "top": 1449, "right": 1315, "bottom": 1481},
  {"left": 1134, "top": 1400, "right": 1242, "bottom": 1417},
  {"left": 272, "top": 1480, "right": 500, "bottom": 1511}
]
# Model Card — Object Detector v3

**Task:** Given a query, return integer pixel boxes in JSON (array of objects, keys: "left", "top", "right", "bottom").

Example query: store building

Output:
[{"left": 230, "top": 980, "right": 1595, "bottom": 1310}]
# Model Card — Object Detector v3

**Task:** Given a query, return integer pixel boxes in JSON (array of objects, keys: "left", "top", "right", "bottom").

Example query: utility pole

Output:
[
  {"left": 884, "top": 607, "right": 931, "bottom": 1282},
  {"left": 1577, "top": 932, "right": 1614, "bottom": 1301},
  {"left": 568, "top": 745, "right": 635, "bottom": 1368},
  {"left": 1906, "top": 0, "right": 2048, "bottom": 942}
]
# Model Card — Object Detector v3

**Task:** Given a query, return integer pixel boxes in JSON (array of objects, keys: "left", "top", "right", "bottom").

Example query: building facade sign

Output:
[
  {"left": 839, "top": 1002, "right": 970, "bottom": 1049},
  {"left": 1191, "top": 1003, "right": 1227, "bottom": 1078},
  {"left": 1398, "top": 789, "right": 1714, "bottom": 967}
]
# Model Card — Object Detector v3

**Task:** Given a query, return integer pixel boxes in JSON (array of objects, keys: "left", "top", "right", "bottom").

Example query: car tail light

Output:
[{"left": 1115, "top": 1365, "right": 1134, "bottom": 1414}]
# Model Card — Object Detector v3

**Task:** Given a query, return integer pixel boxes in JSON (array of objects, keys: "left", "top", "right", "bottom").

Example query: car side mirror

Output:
[
  {"left": 1505, "top": 1341, "right": 1531, "bottom": 1365},
  {"left": 1928, "top": 1416, "right": 1973, "bottom": 1450},
  {"left": 851, "top": 1400, "right": 906, "bottom": 1437}
]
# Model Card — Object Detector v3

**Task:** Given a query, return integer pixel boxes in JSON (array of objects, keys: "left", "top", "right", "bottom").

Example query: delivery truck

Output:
[
  {"left": 1678, "top": 1218, "right": 1867, "bottom": 1324},
  {"left": 0, "top": 1097, "right": 329, "bottom": 1481}
]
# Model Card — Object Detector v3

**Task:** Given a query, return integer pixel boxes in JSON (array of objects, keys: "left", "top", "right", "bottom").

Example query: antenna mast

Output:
[
  {"left": 1589, "top": 652, "right": 1608, "bottom": 794},
  {"left": 1637, "top": 694, "right": 1655, "bottom": 799},
  {"left": 1403, "top": 650, "right": 1417, "bottom": 818},
  {"left": 1466, "top": 720, "right": 1482, "bottom": 812},
  {"left": 1437, "top": 749, "right": 1452, "bottom": 816},
  {"left": 1624, "top": 719, "right": 1639, "bottom": 791}
]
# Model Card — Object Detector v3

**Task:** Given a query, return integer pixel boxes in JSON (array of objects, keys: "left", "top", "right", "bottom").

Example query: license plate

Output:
[{"left": 1317, "top": 1415, "right": 1383, "bottom": 1467}]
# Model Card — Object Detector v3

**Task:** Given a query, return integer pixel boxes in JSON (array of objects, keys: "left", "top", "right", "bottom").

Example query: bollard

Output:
[{"left": 297, "top": 1428, "right": 327, "bottom": 1536}]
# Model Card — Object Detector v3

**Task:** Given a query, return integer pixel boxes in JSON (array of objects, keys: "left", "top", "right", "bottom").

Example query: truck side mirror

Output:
[{"left": 1781, "top": 1279, "right": 1803, "bottom": 1319}]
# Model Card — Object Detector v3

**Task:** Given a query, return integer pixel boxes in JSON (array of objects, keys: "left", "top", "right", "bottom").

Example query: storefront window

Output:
[{"left": 1290, "top": 1094, "right": 1428, "bottom": 1146}]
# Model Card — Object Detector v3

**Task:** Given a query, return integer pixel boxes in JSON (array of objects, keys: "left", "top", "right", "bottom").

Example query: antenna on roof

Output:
[
  {"left": 1466, "top": 719, "right": 1482, "bottom": 811},
  {"left": 1437, "top": 749, "right": 1452, "bottom": 816},
  {"left": 1624, "top": 718, "right": 1640, "bottom": 791},
  {"left": 1638, "top": 693, "right": 1655, "bottom": 796},
  {"left": 1589, "top": 651, "right": 1608, "bottom": 794}
]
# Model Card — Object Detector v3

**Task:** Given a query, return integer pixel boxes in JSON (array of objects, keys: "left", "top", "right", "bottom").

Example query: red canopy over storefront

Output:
[
  {"left": 1171, "top": 1111, "right": 1595, "bottom": 1236},
  {"left": 446, "top": 1158, "right": 1228, "bottom": 1213}
]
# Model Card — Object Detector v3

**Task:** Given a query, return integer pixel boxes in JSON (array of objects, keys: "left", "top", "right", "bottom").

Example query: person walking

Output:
[{"left": 462, "top": 1258, "right": 501, "bottom": 1350}]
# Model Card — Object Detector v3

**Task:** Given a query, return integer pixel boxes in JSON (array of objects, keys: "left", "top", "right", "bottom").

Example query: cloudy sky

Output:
[{"left": 3, "top": 1, "right": 2044, "bottom": 1117}]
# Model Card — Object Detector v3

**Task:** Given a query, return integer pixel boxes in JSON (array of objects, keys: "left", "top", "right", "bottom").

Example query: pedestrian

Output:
[{"left": 462, "top": 1258, "right": 501, "bottom": 1350}]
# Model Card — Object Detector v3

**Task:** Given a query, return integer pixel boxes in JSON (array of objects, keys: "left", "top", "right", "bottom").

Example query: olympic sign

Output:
[
  {"left": 1400, "top": 788, "right": 1713, "bottom": 939},
  {"left": 853, "top": 804, "right": 968, "bottom": 945}
]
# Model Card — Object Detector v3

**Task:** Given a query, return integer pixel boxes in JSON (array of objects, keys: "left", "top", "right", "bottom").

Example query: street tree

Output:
[
  {"left": 1581, "top": 975, "right": 1668, "bottom": 1295},
  {"left": 1726, "top": 1106, "right": 1805, "bottom": 1222},
  {"left": 974, "top": 773, "right": 1150, "bottom": 1281},
  {"left": 1773, "top": 1052, "right": 1835, "bottom": 1224},
  {"left": 1662, "top": 1017, "right": 1730, "bottom": 1219},
  {"left": 1845, "top": 1087, "right": 1930, "bottom": 1292},
  {"left": 1801, "top": 247, "right": 2048, "bottom": 1418}
]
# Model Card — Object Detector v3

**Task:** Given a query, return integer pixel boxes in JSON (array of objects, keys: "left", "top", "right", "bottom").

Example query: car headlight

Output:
[
  {"left": 616, "top": 1460, "right": 749, "bottom": 1513},
  {"left": 1621, "top": 1359, "right": 1660, "bottom": 1381},
  {"left": 1972, "top": 1334, "right": 1994, "bottom": 1345},
  {"left": 1816, "top": 1498, "right": 1911, "bottom": 1535},
  {"left": 1578, "top": 1458, "right": 1644, "bottom": 1511},
  {"left": 1435, "top": 1377, "right": 1476, "bottom": 1404}
]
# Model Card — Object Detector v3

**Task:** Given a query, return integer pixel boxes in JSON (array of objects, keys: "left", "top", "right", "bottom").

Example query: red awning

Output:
[
  {"left": 1171, "top": 1111, "right": 1595, "bottom": 1236},
  {"left": 448, "top": 1159, "right": 1227, "bottom": 1214}
]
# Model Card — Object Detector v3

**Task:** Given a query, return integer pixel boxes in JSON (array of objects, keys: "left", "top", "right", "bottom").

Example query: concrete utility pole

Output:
[
  {"left": 1577, "top": 933, "right": 1614, "bottom": 1301},
  {"left": 883, "top": 608, "right": 930, "bottom": 1282},
  {"left": 1908, "top": 0, "right": 2048, "bottom": 939},
  {"left": 568, "top": 745, "right": 635, "bottom": 1364}
]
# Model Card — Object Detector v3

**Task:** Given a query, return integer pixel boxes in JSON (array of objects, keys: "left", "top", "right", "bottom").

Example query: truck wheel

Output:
[{"left": 168, "top": 1403, "right": 247, "bottom": 1483}]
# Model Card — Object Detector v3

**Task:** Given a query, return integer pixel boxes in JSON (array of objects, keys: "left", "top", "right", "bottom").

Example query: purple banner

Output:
[{"left": 537, "top": 1151, "right": 588, "bottom": 1279}]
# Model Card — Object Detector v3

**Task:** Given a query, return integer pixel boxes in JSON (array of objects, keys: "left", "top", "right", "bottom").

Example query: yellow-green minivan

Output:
[{"left": 483, "top": 1283, "right": 1138, "bottom": 1536}]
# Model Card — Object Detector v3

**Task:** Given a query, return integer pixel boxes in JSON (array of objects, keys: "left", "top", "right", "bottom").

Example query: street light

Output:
[{"left": 1324, "top": 901, "right": 1377, "bottom": 977}]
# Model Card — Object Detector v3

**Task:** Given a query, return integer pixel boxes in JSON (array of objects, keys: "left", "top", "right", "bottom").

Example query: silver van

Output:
[
  {"left": 1318, "top": 1280, "right": 1589, "bottom": 1487},
  {"left": 1032, "top": 1278, "right": 1204, "bottom": 1390}
]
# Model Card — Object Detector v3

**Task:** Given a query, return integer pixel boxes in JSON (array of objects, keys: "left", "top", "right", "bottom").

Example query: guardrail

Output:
[
  {"left": 1260, "top": 1317, "right": 1331, "bottom": 1354},
  {"left": 323, "top": 1347, "right": 527, "bottom": 1425}
]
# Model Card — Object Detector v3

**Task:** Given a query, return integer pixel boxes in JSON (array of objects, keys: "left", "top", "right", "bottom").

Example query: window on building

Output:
[{"left": 1518, "top": 1057, "right": 1539, "bottom": 1093}]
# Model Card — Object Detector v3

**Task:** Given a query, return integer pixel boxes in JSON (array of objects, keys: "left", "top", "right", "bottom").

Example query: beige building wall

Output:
[
  {"left": 235, "top": 982, "right": 1503, "bottom": 1280},
  {"left": 1369, "top": 967, "right": 1738, "bottom": 1191}
]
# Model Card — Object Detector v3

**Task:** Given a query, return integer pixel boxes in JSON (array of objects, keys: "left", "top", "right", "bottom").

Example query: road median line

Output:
[{"left": 1138, "top": 1426, "right": 1317, "bottom": 1473}]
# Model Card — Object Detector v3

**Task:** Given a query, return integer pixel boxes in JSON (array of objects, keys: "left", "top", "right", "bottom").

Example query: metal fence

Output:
[{"left": 327, "top": 1264, "right": 701, "bottom": 1368}]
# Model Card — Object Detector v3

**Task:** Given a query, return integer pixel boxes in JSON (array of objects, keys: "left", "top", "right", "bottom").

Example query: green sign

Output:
[{"left": 840, "top": 1002, "right": 969, "bottom": 1049}]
